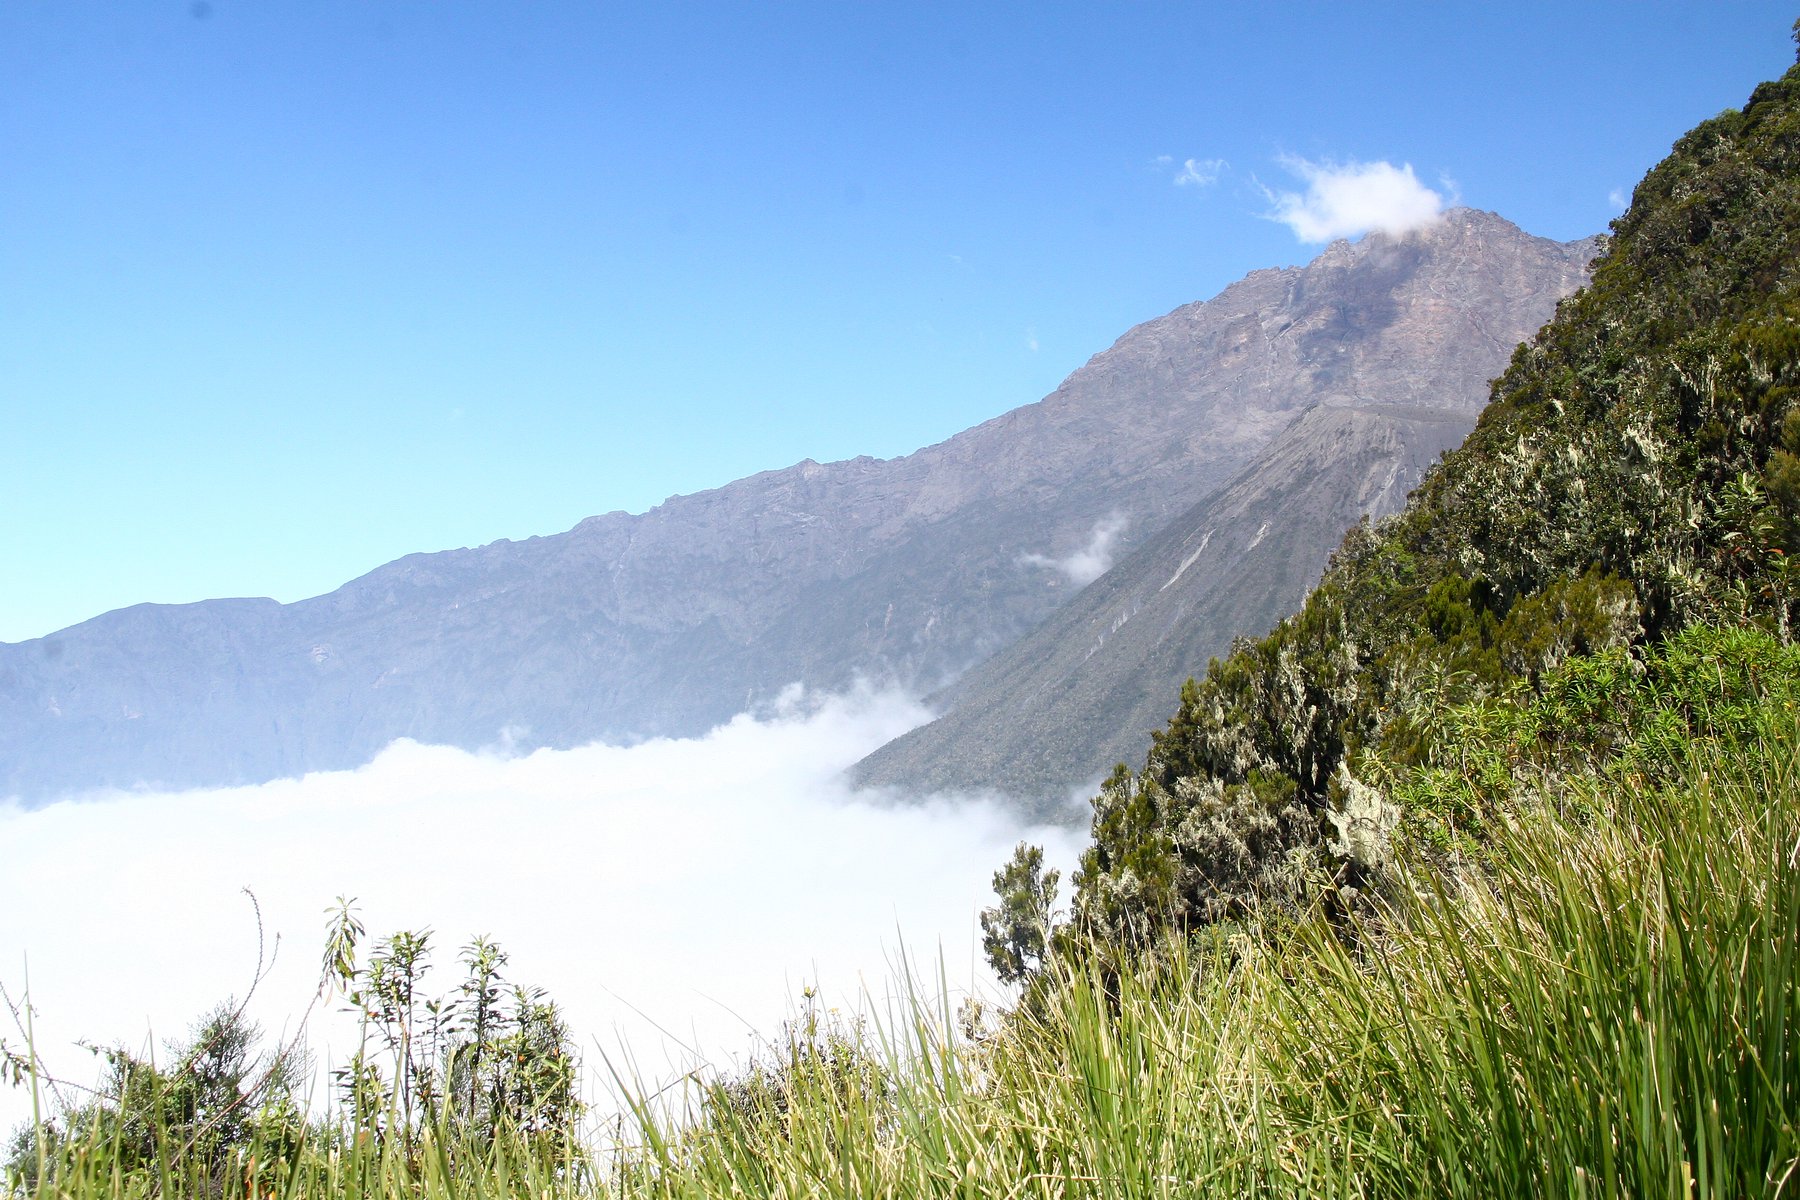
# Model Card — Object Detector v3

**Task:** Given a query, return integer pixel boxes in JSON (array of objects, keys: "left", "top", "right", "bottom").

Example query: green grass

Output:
[{"left": 610, "top": 706, "right": 1798, "bottom": 1198}]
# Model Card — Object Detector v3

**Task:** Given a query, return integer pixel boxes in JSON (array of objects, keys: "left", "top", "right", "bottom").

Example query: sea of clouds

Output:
[{"left": 0, "top": 686, "right": 1090, "bottom": 1135}]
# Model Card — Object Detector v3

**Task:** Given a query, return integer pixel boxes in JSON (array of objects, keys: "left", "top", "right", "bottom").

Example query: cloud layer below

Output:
[
  {"left": 1265, "top": 156, "right": 1447, "bottom": 243},
  {"left": 0, "top": 687, "right": 1087, "bottom": 1133}
]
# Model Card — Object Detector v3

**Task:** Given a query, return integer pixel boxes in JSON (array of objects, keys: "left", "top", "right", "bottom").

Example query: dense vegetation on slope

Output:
[{"left": 1067, "top": 47, "right": 1800, "bottom": 949}]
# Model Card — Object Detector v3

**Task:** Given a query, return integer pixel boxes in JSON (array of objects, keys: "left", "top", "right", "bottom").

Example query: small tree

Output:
[
  {"left": 980, "top": 842, "right": 1061, "bottom": 985},
  {"left": 447, "top": 936, "right": 507, "bottom": 1131},
  {"left": 358, "top": 929, "right": 434, "bottom": 1139},
  {"left": 5, "top": 1003, "right": 305, "bottom": 1197},
  {"left": 323, "top": 901, "right": 585, "bottom": 1156}
]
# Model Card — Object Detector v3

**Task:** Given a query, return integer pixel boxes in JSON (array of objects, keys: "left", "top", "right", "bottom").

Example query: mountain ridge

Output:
[{"left": 1, "top": 209, "right": 1595, "bottom": 803}]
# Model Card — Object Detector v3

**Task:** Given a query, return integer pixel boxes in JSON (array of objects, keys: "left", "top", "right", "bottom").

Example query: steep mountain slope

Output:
[
  {"left": 852, "top": 395, "right": 1492, "bottom": 806},
  {"left": 0, "top": 210, "right": 1593, "bottom": 802}
]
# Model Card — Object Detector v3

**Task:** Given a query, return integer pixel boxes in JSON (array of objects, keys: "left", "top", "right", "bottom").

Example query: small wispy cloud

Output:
[
  {"left": 1262, "top": 156, "right": 1447, "bottom": 243},
  {"left": 1020, "top": 515, "right": 1127, "bottom": 587},
  {"left": 1174, "top": 157, "right": 1226, "bottom": 188},
  {"left": 1608, "top": 187, "right": 1629, "bottom": 212},
  {"left": 1153, "top": 155, "right": 1226, "bottom": 188},
  {"left": 1026, "top": 327, "right": 1040, "bottom": 353}
]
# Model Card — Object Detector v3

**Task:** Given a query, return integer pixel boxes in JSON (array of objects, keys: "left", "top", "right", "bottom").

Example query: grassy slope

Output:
[{"left": 618, "top": 627, "right": 1799, "bottom": 1199}]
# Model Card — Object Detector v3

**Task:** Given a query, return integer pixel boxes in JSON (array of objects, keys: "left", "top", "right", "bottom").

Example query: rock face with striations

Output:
[{"left": 0, "top": 210, "right": 1596, "bottom": 804}]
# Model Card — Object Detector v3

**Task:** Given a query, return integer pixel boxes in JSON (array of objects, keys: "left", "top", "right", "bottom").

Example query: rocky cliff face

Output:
[{"left": 0, "top": 210, "right": 1597, "bottom": 803}]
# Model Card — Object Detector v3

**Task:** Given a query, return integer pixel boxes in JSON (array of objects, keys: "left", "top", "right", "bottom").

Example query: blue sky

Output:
[{"left": 3, "top": 1, "right": 1795, "bottom": 644}]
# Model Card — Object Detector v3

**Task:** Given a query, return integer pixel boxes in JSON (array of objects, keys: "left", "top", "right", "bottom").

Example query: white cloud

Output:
[
  {"left": 1174, "top": 157, "right": 1226, "bottom": 188},
  {"left": 1020, "top": 514, "right": 1127, "bottom": 587},
  {"left": 1263, "top": 156, "right": 1446, "bottom": 243},
  {"left": 1152, "top": 155, "right": 1225, "bottom": 188},
  {"left": 0, "top": 689, "right": 1088, "bottom": 1134},
  {"left": 1608, "top": 187, "right": 1629, "bottom": 212}
]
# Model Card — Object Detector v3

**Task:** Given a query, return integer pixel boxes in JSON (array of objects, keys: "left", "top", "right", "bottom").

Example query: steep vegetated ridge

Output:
[
  {"left": 1068, "top": 54, "right": 1800, "bottom": 946},
  {"left": 0, "top": 214, "right": 1590, "bottom": 801},
  {"left": 858, "top": 211, "right": 1600, "bottom": 807}
]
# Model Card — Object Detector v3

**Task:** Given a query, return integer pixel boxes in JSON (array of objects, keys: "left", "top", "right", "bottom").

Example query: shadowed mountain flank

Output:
[{"left": 851, "top": 400, "right": 1488, "bottom": 808}]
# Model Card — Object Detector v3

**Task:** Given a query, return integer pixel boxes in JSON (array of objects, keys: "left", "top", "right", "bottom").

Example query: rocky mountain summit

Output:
[{"left": 0, "top": 209, "right": 1596, "bottom": 803}]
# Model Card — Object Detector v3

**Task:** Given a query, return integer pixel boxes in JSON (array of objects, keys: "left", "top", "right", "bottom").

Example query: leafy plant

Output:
[{"left": 324, "top": 901, "right": 585, "bottom": 1161}]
